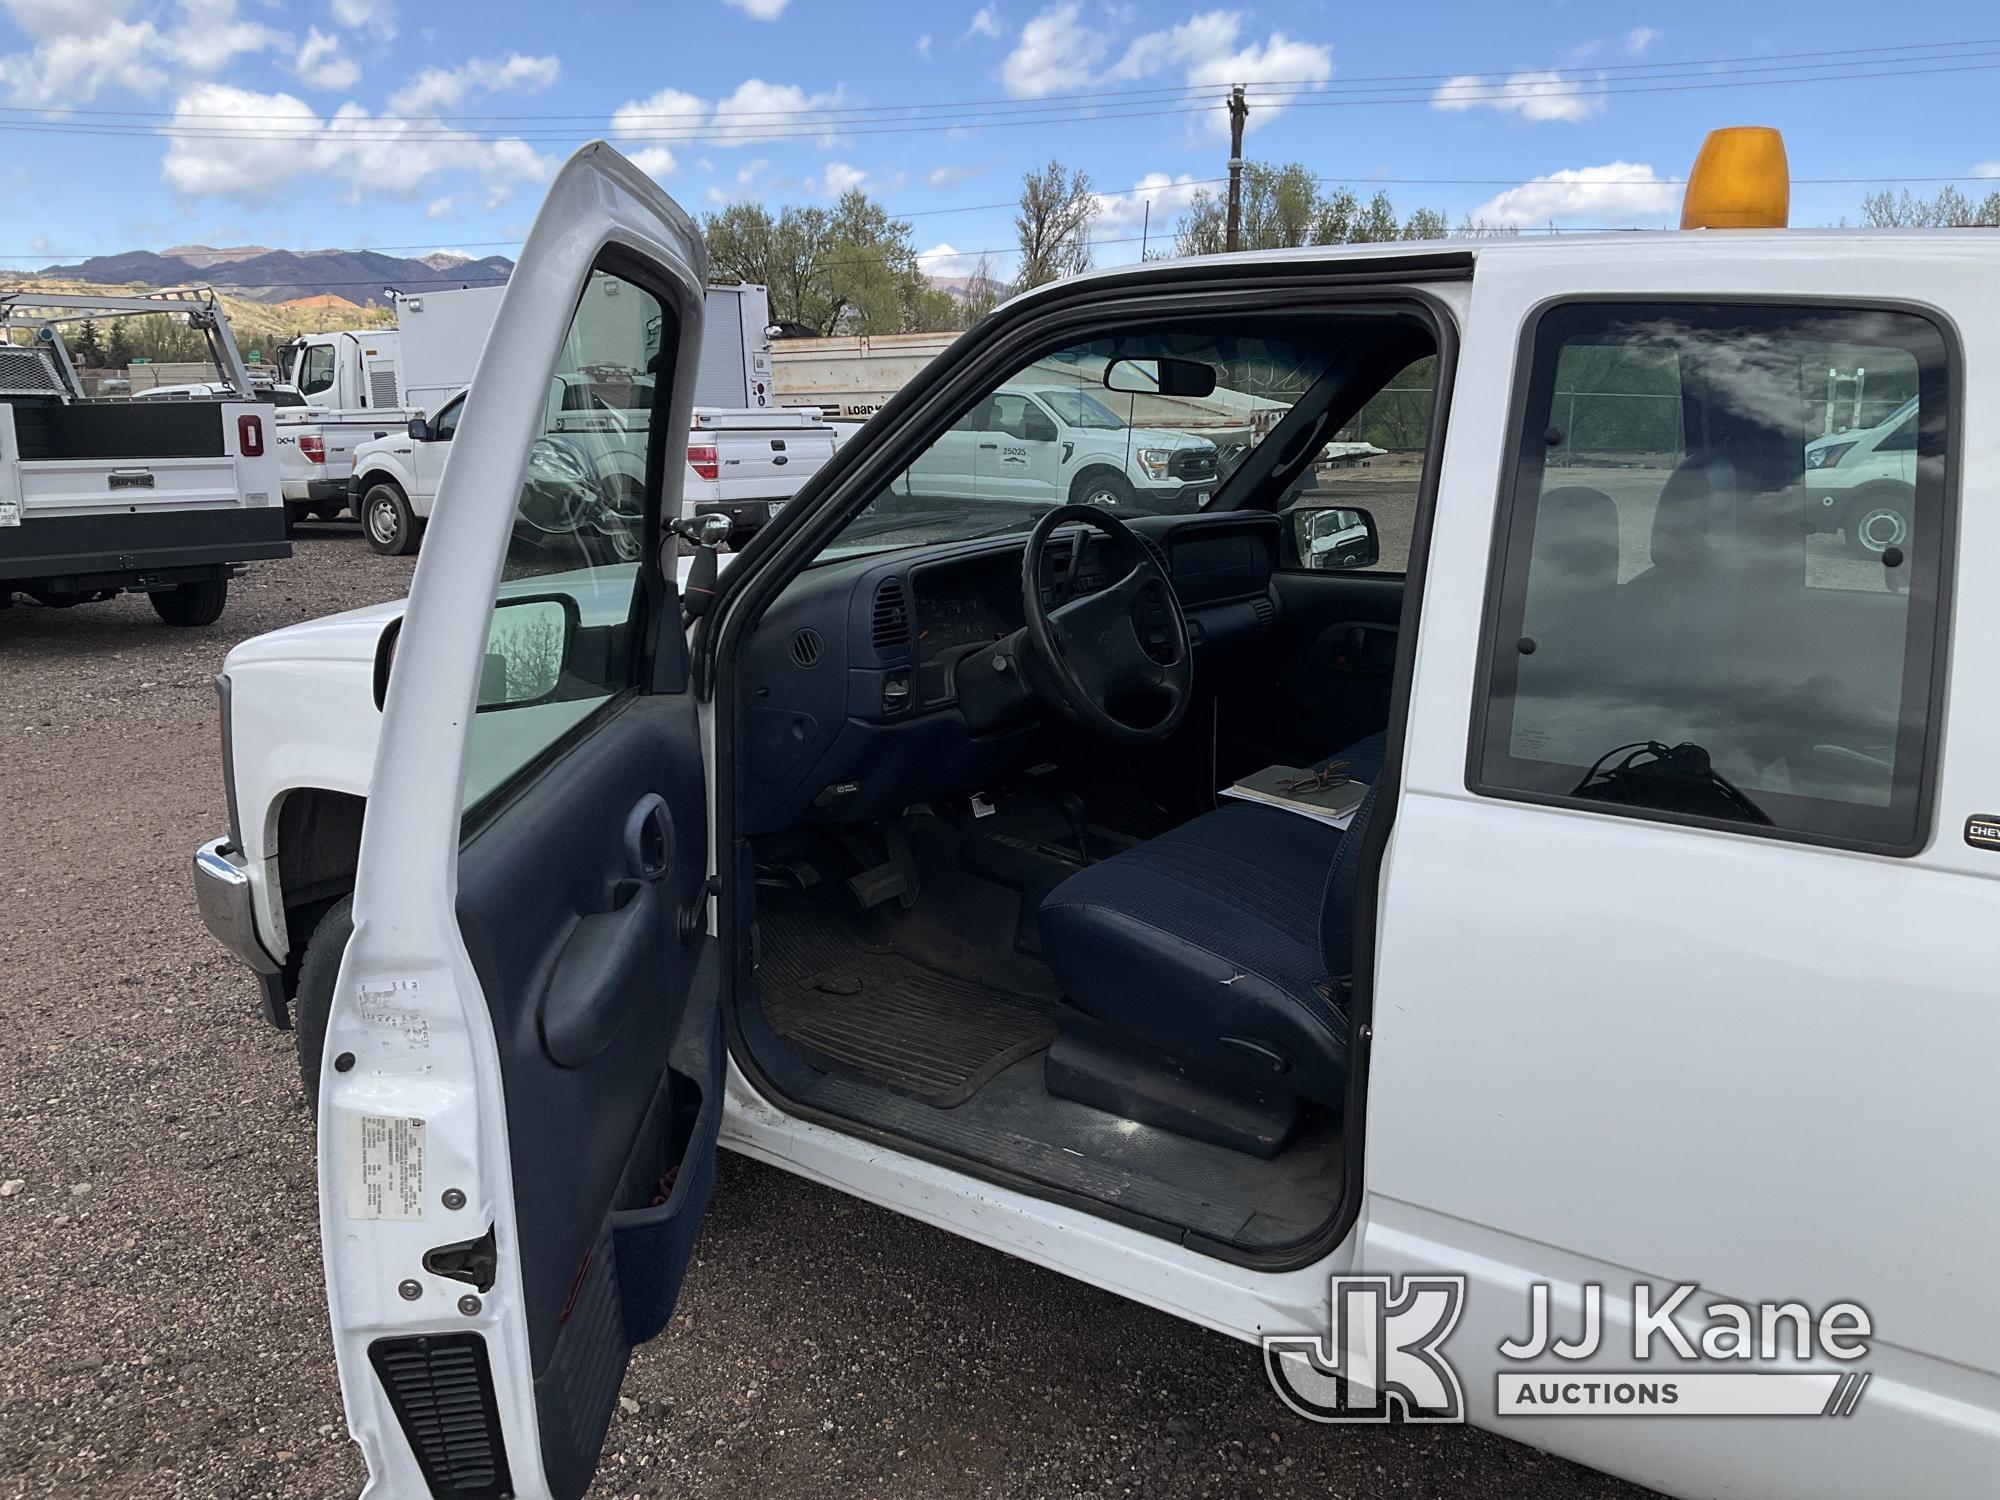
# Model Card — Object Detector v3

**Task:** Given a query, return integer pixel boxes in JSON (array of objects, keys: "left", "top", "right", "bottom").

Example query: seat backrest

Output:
[{"left": 1318, "top": 783, "right": 1378, "bottom": 988}]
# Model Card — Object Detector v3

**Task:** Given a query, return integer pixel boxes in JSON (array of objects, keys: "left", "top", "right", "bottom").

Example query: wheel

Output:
[
  {"left": 292, "top": 895, "right": 353, "bottom": 1112},
  {"left": 362, "top": 482, "right": 419, "bottom": 556},
  {"left": 1070, "top": 468, "right": 1135, "bottom": 510},
  {"left": 284, "top": 502, "right": 312, "bottom": 534},
  {"left": 149, "top": 576, "right": 228, "bottom": 627},
  {"left": 1843, "top": 487, "right": 1913, "bottom": 558}
]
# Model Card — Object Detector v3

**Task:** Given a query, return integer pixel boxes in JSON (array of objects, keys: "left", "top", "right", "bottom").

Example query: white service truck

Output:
[
  {"left": 191, "top": 136, "right": 2000, "bottom": 1500},
  {"left": 0, "top": 289, "right": 285, "bottom": 625}
]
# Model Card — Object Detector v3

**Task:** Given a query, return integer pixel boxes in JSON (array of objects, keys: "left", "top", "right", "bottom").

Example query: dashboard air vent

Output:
[
  {"left": 871, "top": 578, "right": 911, "bottom": 655},
  {"left": 789, "top": 627, "right": 824, "bottom": 669}
]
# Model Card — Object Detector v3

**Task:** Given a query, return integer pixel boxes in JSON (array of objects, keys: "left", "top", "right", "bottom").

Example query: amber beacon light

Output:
[{"left": 1680, "top": 127, "right": 1791, "bottom": 229}]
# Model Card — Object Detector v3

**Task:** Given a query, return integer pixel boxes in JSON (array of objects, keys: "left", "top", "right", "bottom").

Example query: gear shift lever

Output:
[{"left": 1054, "top": 791, "right": 1091, "bottom": 865}]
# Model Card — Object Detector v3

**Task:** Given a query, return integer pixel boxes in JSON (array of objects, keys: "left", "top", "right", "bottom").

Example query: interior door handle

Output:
[
  {"left": 624, "top": 793, "right": 673, "bottom": 881},
  {"left": 540, "top": 880, "right": 662, "bottom": 1068}
]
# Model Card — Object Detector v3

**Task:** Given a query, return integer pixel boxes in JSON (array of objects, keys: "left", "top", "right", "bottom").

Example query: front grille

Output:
[
  {"left": 367, "top": 1334, "right": 513, "bottom": 1498},
  {"left": 1170, "top": 449, "right": 1217, "bottom": 481}
]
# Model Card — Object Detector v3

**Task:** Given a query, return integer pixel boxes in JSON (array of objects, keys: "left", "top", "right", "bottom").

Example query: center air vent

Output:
[
  {"left": 871, "top": 577, "right": 910, "bottom": 655},
  {"left": 789, "top": 627, "right": 824, "bottom": 668}
]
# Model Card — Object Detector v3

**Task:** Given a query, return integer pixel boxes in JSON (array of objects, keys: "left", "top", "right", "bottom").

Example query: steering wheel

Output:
[{"left": 1020, "top": 505, "right": 1192, "bottom": 745}]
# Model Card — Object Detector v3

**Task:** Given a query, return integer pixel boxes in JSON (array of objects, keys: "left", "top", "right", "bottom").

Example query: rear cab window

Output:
[{"left": 1472, "top": 300, "right": 1953, "bottom": 854}]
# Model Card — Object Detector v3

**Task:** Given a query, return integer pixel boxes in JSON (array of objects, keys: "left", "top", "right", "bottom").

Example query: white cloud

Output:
[
  {"left": 917, "top": 241, "right": 983, "bottom": 277},
  {"left": 611, "top": 85, "right": 707, "bottom": 138},
  {"left": 330, "top": 0, "right": 395, "bottom": 39},
  {"left": 629, "top": 146, "right": 679, "bottom": 181},
  {"left": 0, "top": 0, "right": 128, "bottom": 41},
  {"left": 822, "top": 160, "right": 866, "bottom": 195},
  {"left": 737, "top": 156, "right": 767, "bottom": 184},
  {"left": 160, "top": 81, "right": 557, "bottom": 205},
  {"left": 928, "top": 163, "right": 982, "bottom": 188},
  {"left": 0, "top": 0, "right": 283, "bottom": 108},
  {"left": 1974, "top": 161, "right": 2000, "bottom": 178},
  {"left": 1432, "top": 70, "right": 1603, "bottom": 124},
  {"left": 916, "top": 33, "right": 931, "bottom": 59},
  {"left": 387, "top": 53, "right": 560, "bottom": 115},
  {"left": 1468, "top": 161, "right": 1677, "bottom": 227},
  {"left": 708, "top": 77, "right": 847, "bottom": 147},
  {"left": 1626, "top": 26, "right": 1661, "bottom": 57},
  {"left": 1101, "top": 12, "right": 1331, "bottom": 135},
  {"left": 1091, "top": 171, "right": 1204, "bottom": 236},
  {"left": 293, "top": 27, "right": 359, "bottom": 92},
  {"left": 726, "top": 0, "right": 789, "bottom": 16},
  {"left": 425, "top": 196, "right": 455, "bottom": 220},
  {"left": 965, "top": 5, "right": 1006, "bottom": 41},
  {"left": 1001, "top": 3, "right": 1106, "bottom": 97}
]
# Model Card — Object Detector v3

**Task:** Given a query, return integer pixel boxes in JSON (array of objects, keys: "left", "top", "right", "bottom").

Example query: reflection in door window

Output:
[
  {"left": 1476, "top": 301, "right": 1950, "bottom": 852},
  {"left": 463, "top": 268, "right": 672, "bottom": 811},
  {"left": 834, "top": 329, "right": 1329, "bottom": 555},
  {"left": 298, "top": 343, "right": 335, "bottom": 397}
]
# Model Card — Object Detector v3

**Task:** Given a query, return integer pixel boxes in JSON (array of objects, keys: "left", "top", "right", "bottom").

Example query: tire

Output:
[
  {"left": 362, "top": 482, "right": 419, "bottom": 556},
  {"left": 149, "top": 576, "right": 228, "bottom": 627},
  {"left": 292, "top": 895, "right": 353, "bottom": 1112},
  {"left": 1071, "top": 468, "right": 1134, "bottom": 510},
  {"left": 1843, "top": 486, "right": 1914, "bottom": 559}
]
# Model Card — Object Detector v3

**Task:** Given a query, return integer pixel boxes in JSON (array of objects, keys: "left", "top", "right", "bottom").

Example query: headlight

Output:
[
  {"left": 1806, "top": 441, "right": 1857, "bottom": 470},
  {"left": 1139, "top": 447, "right": 1174, "bottom": 479}
]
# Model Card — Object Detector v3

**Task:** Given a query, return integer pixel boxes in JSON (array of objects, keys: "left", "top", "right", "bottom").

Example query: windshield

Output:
[
  {"left": 826, "top": 327, "right": 1329, "bottom": 558},
  {"left": 1035, "top": 388, "right": 1126, "bottom": 430}
]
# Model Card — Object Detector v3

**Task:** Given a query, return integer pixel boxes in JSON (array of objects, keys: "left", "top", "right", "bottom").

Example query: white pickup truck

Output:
[
  {"left": 192, "top": 135, "right": 1999, "bottom": 1500},
  {"left": 347, "top": 380, "right": 838, "bottom": 555},
  {"left": 1, "top": 289, "right": 285, "bottom": 625}
]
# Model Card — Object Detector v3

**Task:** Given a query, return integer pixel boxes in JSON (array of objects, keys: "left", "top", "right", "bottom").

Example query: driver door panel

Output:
[{"left": 455, "top": 693, "right": 717, "bottom": 1497}]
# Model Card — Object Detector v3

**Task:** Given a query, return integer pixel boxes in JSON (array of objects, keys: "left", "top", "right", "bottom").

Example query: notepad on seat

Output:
[{"left": 1221, "top": 764, "right": 1368, "bottom": 830}]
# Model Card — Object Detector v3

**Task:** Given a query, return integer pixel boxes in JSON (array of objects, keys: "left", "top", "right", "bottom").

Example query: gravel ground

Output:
[{"left": 0, "top": 523, "right": 1657, "bottom": 1499}]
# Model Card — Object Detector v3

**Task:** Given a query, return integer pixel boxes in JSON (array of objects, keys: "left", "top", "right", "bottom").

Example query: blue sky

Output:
[{"left": 3, "top": 0, "right": 1998, "bottom": 280}]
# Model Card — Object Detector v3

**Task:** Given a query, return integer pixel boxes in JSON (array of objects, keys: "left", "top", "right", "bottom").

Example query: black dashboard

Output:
[{"left": 739, "top": 511, "right": 1282, "bottom": 835}]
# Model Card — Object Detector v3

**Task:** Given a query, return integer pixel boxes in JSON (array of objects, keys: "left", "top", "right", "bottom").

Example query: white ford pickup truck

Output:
[{"left": 192, "top": 134, "right": 1998, "bottom": 1500}]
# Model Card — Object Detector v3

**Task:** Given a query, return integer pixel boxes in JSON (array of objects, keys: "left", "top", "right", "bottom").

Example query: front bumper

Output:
[{"left": 192, "top": 837, "right": 280, "bottom": 976}]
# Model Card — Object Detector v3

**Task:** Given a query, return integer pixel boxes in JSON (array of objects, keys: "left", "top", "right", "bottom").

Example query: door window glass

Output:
[
  {"left": 1275, "top": 354, "right": 1437, "bottom": 574},
  {"left": 1474, "top": 301, "right": 1950, "bottom": 852},
  {"left": 430, "top": 395, "right": 463, "bottom": 442},
  {"left": 298, "top": 343, "right": 335, "bottom": 397},
  {"left": 463, "top": 267, "right": 670, "bottom": 811}
]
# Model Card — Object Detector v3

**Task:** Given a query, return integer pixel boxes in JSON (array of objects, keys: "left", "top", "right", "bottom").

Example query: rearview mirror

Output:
[
  {"left": 407, "top": 416, "right": 430, "bottom": 442},
  {"left": 1104, "top": 356, "right": 1217, "bottom": 398},
  {"left": 1296, "top": 506, "right": 1380, "bottom": 571},
  {"left": 477, "top": 595, "right": 579, "bottom": 709}
]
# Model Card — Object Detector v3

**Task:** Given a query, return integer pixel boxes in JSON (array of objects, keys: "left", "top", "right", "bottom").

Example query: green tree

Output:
[
  {"left": 705, "top": 191, "right": 950, "bottom": 335},
  {"left": 69, "top": 318, "right": 104, "bottom": 367},
  {"left": 1171, "top": 164, "right": 1453, "bottom": 255},
  {"left": 1014, "top": 160, "right": 1097, "bottom": 289},
  {"left": 105, "top": 322, "right": 132, "bottom": 369}
]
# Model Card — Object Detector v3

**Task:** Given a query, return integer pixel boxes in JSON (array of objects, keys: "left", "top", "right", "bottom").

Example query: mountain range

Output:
[{"left": 36, "top": 246, "right": 516, "bottom": 305}]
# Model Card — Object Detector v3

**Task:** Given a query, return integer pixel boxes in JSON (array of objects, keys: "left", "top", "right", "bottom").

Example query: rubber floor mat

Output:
[{"left": 758, "top": 902, "right": 1056, "bottom": 1107}]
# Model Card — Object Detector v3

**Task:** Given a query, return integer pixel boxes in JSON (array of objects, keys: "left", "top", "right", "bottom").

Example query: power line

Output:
[
  {"left": 6, "top": 49, "right": 2000, "bottom": 145},
  {"left": 8, "top": 35, "right": 1996, "bottom": 129}
]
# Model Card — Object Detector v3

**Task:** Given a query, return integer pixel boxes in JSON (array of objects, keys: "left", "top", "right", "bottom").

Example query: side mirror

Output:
[
  {"left": 1022, "top": 409, "right": 1057, "bottom": 443},
  {"left": 407, "top": 416, "right": 430, "bottom": 442},
  {"left": 1104, "top": 356, "right": 1217, "bottom": 398},
  {"left": 1296, "top": 506, "right": 1380, "bottom": 571},
  {"left": 476, "top": 595, "right": 580, "bottom": 709}
]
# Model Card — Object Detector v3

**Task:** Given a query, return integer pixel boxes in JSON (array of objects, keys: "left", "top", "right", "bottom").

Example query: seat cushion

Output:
[{"left": 1038, "top": 800, "right": 1352, "bottom": 1101}]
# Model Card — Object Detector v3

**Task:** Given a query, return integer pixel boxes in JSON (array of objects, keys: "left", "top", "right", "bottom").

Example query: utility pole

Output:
[
  {"left": 1140, "top": 199, "right": 1151, "bottom": 260},
  {"left": 1224, "top": 84, "right": 1249, "bottom": 252}
]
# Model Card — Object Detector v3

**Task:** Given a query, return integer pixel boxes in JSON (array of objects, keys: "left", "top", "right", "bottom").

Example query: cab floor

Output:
[{"left": 754, "top": 896, "right": 1344, "bottom": 1253}]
